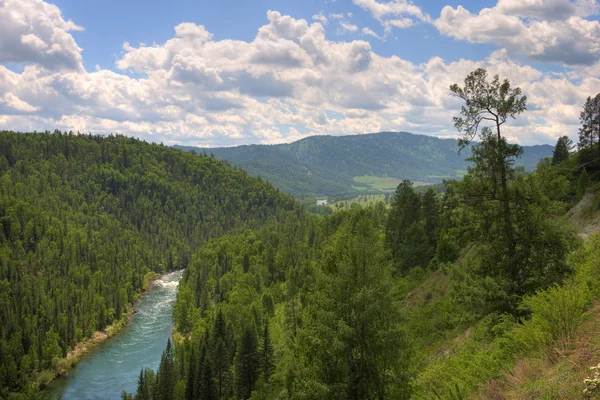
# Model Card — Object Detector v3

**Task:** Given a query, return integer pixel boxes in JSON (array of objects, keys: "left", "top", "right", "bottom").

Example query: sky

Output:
[{"left": 0, "top": 0, "right": 599, "bottom": 147}]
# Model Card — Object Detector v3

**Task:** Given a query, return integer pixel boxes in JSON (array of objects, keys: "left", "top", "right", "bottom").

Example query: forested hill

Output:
[
  {"left": 0, "top": 130, "right": 296, "bottom": 396},
  {"left": 175, "top": 132, "right": 553, "bottom": 196}
]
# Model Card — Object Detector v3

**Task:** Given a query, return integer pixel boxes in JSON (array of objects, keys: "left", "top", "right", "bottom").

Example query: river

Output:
[{"left": 49, "top": 270, "right": 184, "bottom": 399}]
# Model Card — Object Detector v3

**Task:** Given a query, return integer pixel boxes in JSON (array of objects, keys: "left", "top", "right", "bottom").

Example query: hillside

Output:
[
  {"left": 176, "top": 132, "right": 554, "bottom": 196},
  {"left": 0, "top": 131, "right": 296, "bottom": 397}
]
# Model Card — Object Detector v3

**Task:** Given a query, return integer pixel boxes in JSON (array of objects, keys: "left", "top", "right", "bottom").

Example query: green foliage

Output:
[
  {"left": 578, "top": 94, "right": 600, "bottom": 151},
  {"left": 440, "top": 129, "right": 576, "bottom": 315},
  {"left": 450, "top": 68, "right": 527, "bottom": 147},
  {"left": 386, "top": 180, "right": 436, "bottom": 272},
  {"left": 297, "top": 210, "right": 411, "bottom": 399},
  {"left": 127, "top": 208, "right": 412, "bottom": 400},
  {"left": 577, "top": 168, "right": 591, "bottom": 198},
  {"left": 0, "top": 130, "right": 294, "bottom": 396},
  {"left": 236, "top": 327, "right": 260, "bottom": 399},
  {"left": 413, "top": 232, "right": 600, "bottom": 399},
  {"left": 552, "top": 135, "right": 574, "bottom": 165},
  {"left": 516, "top": 281, "right": 591, "bottom": 361}
]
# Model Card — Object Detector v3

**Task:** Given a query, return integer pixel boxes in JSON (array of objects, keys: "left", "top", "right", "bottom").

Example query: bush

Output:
[
  {"left": 52, "top": 356, "right": 70, "bottom": 375},
  {"left": 35, "top": 370, "right": 55, "bottom": 389},
  {"left": 516, "top": 281, "right": 591, "bottom": 362}
]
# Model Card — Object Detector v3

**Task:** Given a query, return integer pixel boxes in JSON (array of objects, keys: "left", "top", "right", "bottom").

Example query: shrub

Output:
[{"left": 516, "top": 281, "right": 591, "bottom": 362}]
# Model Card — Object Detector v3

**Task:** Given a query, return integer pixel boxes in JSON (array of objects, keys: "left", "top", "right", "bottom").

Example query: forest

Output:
[
  {"left": 176, "top": 131, "right": 552, "bottom": 197},
  {"left": 0, "top": 131, "right": 295, "bottom": 398},
  {"left": 1, "top": 69, "right": 600, "bottom": 400}
]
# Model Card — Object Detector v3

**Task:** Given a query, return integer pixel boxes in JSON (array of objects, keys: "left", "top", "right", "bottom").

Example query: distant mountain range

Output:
[{"left": 175, "top": 132, "right": 554, "bottom": 197}]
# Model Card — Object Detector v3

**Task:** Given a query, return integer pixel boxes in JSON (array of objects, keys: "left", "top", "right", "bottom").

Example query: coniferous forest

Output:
[
  {"left": 2, "top": 70, "right": 600, "bottom": 400},
  {"left": 0, "top": 131, "right": 295, "bottom": 397}
]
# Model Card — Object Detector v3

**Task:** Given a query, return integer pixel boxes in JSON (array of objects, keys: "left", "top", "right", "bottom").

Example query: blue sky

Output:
[
  {"left": 0, "top": 0, "right": 599, "bottom": 146},
  {"left": 52, "top": 0, "right": 497, "bottom": 70}
]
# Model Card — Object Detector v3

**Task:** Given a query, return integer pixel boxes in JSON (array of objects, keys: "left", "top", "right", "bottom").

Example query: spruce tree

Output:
[
  {"left": 552, "top": 135, "right": 573, "bottom": 165},
  {"left": 261, "top": 322, "right": 275, "bottom": 383},
  {"left": 156, "top": 339, "right": 175, "bottom": 400},
  {"left": 236, "top": 327, "right": 259, "bottom": 399},
  {"left": 184, "top": 348, "right": 196, "bottom": 400},
  {"left": 212, "top": 310, "right": 232, "bottom": 399}
]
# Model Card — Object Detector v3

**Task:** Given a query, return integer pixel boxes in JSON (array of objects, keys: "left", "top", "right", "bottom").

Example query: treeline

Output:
[{"left": 0, "top": 131, "right": 295, "bottom": 397}]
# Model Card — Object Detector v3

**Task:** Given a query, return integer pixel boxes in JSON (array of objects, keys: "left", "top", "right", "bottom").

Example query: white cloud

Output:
[
  {"left": 0, "top": 2, "right": 599, "bottom": 147},
  {"left": 329, "top": 13, "right": 344, "bottom": 20},
  {"left": 434, "top": 1, "right": 600, "bottom": 65},
  {"left": 0, "top": 0, "right": 83, "bottom": 70},
  {"left": 312, "top": 12, "right": 328, "bottom": 25},
  {"left": 353, "top": 0, "right": 430, "bottom": 31},
  {"left": 383, "top": 18, "right": 414, "bottom": 31},
  {"left": 362, "top": 27, "right": 383, "bottom": 39},
  {"left": 340, "top": 21, "right": 360, "bottom": 32},
  {"left": 1, "top": 93, "right": 39, "bottom": 112}
]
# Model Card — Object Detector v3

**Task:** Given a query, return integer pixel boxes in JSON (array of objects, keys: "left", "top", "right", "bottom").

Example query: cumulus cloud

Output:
[
  {"left": 353, "top": 0, "right": 430, "bottom": 32},
  {"left": 0, "top": 1, "right": 599, "bottom": 146},
  {"left": 0, "top": 0, "right": 83, "bottom": 70},
  {"left": 434, "top": 0, "right": 600, "bottom": 65}
]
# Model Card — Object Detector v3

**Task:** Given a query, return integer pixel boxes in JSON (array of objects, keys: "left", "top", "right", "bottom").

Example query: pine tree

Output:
[
  {"left": 184, "top": 348, "right": 196, "bottom": 400},
  {"left": 199, "top": 342, "right": 216, "bottom": 400},
  {"left": 451, "top": 70, "right": 528, "bottom": 284},
  {"left": 212, "top": 310, "right": 232, "bottom": 399},
  {"left": 135, "top": 369, "right": 145, "bottom": 400},
  {"left": 236, "top": 327, "right": 260, "bottom": 400},
  {"left": 260, "top": 322, "right": 274, "bottom": 383},
  {"left": 386, "top": 180, "right": 433, "bottom": 271},
  {"left": 155, "top": 339, "right": 175, "bottom": 400},
  {"left": 579, "top": 94, "right": 600, "bottom": 151},
  {"left": 552, "top": 135, "right": 574, "bottom": 165}
]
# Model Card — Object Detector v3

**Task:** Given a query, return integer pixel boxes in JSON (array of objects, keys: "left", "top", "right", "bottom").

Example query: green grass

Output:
[
  {"left": 353, "top": 175, "right": 432, "bottom": 191},
  {"left": 331, "top": 194, "right": 388, "bottom": 210}
]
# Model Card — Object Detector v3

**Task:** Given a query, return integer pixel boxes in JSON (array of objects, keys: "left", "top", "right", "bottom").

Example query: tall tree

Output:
[
  {"left": 236, "top": 327, "right": 260, "bottom": 400},
  {"left": 301, "top": 209, "right": 411, "bottom": 399},
  {"left": 260, "top": 321, "right": 275, "bottom": 384},
  {"left": 212, "top": 310, "right": 232, "bottom": 399},
  {"left": 386, "top": 180, "right": 432, "bottom": 271},
  {"left": 578, "top": 94, "right": 600, "bottom": 150},
  {"left": 552, "top": 135, "right": 574, "bottom": 165},
  {"left": 184, "top": 348, "right": 197, "bottom": 400},
  {"left": 450, "top": 68, "right": 527, "bottom": 281},
  {"left": 155, "top": 339, "right": 175, "bottom": 400}
]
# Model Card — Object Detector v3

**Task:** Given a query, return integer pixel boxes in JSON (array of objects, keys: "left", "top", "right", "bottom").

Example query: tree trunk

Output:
[{"left": 496, "top": 121, "right": 517, "bottom": 282}]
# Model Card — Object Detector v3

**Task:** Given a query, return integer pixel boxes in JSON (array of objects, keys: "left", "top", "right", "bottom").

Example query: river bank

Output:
[
  {"left": 48, "top": 270, "right": 184, "bottom": 399},
  {"left": 36, "top": 270, "right": 165, "bottom": 391}
]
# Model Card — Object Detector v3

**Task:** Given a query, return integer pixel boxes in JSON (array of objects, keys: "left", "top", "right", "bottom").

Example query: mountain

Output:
[{"left": 175, "top": 132, "right": 554, "bottom": 197}]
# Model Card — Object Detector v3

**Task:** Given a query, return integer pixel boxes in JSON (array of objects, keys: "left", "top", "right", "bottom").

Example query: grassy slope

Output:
[
  {"left": 472, "top": 191, "right": 600, "bottom": 400},
  {"left": 402, "top": 190, "right": 600, "bottom": 400}
]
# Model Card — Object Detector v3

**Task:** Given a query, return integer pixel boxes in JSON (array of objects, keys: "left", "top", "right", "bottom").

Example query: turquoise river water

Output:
[{"left": 49, "top": 270, "right": 183, "bottom": 399}]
